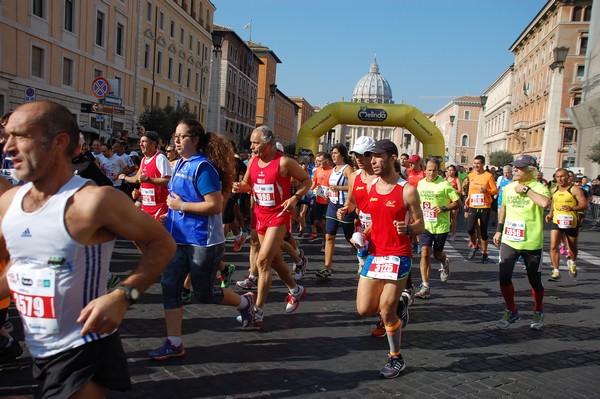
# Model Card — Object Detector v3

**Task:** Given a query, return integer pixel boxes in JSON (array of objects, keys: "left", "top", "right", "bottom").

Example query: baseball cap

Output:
[
  {"left": 408, "top": 154, "right": 421, "bottom": 164},
  {"left": 364, "top": 139, "right": 398, "bottom": 157},
  {"left": 276, "top": 142, "right": 284, "bottom": 152},
  {"left": 350, "top": 136, "right": 376, "bottom": 155},
  {"left": 129, "top": 151, "right": 140, "bottom": 157},
  {"left": 511, "top": 154, "right": 537, "bottom": 168}
]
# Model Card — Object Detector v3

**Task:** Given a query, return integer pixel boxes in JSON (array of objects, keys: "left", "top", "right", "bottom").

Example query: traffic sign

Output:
[
  {"left": 24, "top": 87, "right": 36, "bottom": 102},
  {"left": 92, "top": 77, "right": 110, "bottom": 99},
  {"left": 104, "top": 95, "right": 122, "bottom": 106},
  {"left": 80, "top": 102, "right": 125, "bottom": 115},
  {"left": 95, "top": 115, "right": 105, "bottom": 122}
]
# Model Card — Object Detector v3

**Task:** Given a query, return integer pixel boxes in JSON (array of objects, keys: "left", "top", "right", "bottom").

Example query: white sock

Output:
[
  {"left": 249, "top": 274, "right": 256, "bottom": 280},
  {"left": 423, "top": 282, "right": 430, "bottom": 289},
  {"left": 290, "top": 285, "right": 301, "bottom": 295},
  {"left": 234, "top": 233, "right": 242, "bottom": 240},
  {"left": 167, "top": 336, "right": 182, "bottom": 347},
  {"left": 238, "top": 295, "right": 249, "bottom": 310}
]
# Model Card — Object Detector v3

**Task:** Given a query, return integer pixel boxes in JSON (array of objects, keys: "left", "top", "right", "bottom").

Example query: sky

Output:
[{"left": 211, "top": 0, "right": 548, "bottom": 114}]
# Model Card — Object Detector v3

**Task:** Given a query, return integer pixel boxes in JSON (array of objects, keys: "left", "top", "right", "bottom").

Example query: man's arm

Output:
[
  {"left": 0, "top": 186, "right": 18, "bottom": 299},
  {"left": 74, "top": 186, "right": 176, "bottom": 336},
  {"left": 339, "top": 172, "right": 357, "bottom": 218},
  {"left": 493, "top": 204, "right": 506, "bottom": 246},
  {"left": 570, "top": 186, "right": 589, "bottom": 212},
  {"left": 399, "top": 183, "right": 424, "bottom": 236},
  {"left": 232, "top": 158, "right": 253, "bottom": 194},
  {"left": 279, "top": 157, "right": 311, "bottom": 213}
]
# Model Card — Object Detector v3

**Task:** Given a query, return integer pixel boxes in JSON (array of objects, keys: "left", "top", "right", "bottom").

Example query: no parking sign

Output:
[
  {"left": 92, "top": 77, "right": 110, "bottom": 99},
  {"left": 24, "top": 87, "right": 36, "bottom": 102}
]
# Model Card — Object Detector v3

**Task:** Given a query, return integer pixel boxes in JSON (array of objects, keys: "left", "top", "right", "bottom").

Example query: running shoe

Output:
[
  {"left": 238, "top": 292, "right": 257, "bottom": 328},
  {"left": 567, "top": 259, "right": 577, "bottom": 278},
  {"left": 414, "top": 283, "right": 431, "bottom": 299},
  {"left": 181, "top": 288, "right": 193, "bottom": 304},
  {"left": 496, "top": 309, "right": 520, "bottom": 330},
  {"left": 559, "top": 243, "right": 566, "bottom": 256},
  {"left": 403, "top": 283, "right": 416, "bottom": 306},
  {"left": 530, "top": 311, "right": 544, "bottom": 330},
  {"left": 449, "top": 232, "right": 456, "bottom": 242},
  {"left": 220, "top": 264, "right": 236, "bottom": 288},
  {"left": 284, "top": 285, "right": 306, "bottom": 313},
  {"left": 0, "top": 336, "right": 23, "bottom": 362},
  {"left": 148, "top": 339, "right": 185, "bottom": 360},
  {"left": 232, "top": 233, "right": 247, "bottom": 252},
  {"left": 308, "top": 233, "right": 319, "bottom": 242},
  {"left": 293, "top": 255, "right": 308, "bottom": 281},
  {"left": 547, "top": 270, "right": 561, "bottom": 282},
  {"left": 315, "top": 268, "right": 332, "bottom": 279},
  {"left": 397, "top": 295, "right": 409, "bottom": 329},
  {"left": 439, "top": 259, "right": 450, "bottom": 282},
  {"left": 380, "top": 355, "right": 406, "bottom": 379},
  {"left": 467, "top": 245, "right": 479, "bottom": 260},
  {"left": 236, "top": 275, "right": 258, "bottom": 290},
  {"left": 106, "top": 273, "right": 121, "bottom": 290},
  {"left": 482, "top": 252, "right": 489, "bottom": 264},
  {"left": 371, "top": 318, "right": 386, "bottom": 338}
]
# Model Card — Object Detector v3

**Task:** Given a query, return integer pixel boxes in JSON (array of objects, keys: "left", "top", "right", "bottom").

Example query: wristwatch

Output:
[
  {"left": 115, "top": 284, "right": 141, "bottom": 305},
  {"left": 522, "top": 186, "right": 530, "bottom": 194},
  {"left": 441, "top": 206, "right": 448, "bottom": 212}
]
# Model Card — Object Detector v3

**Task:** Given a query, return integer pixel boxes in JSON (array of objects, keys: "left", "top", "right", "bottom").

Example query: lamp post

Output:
[
  {"left": 475, "top": 95, "right": 488, "bottom": 161},
  {"left": 540, "top": 46, "right": 569, "bottom": 177},
  {"left": 207, "top": 31, "right": 224, "bottom": 133},
  {"left": 268, "top": 83, "right": 277, "bottom": 131}
]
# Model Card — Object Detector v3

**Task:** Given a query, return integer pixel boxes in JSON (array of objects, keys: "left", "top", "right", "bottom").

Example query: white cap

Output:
[
  {"left": 129, "top": 151, "right": 140, "bottom": 157},
  {"left": 350, "top": 136, "right": 376, "bottom": 155},
  {"left": 276, "top": 142, "right": 284, "bottom": 152}
]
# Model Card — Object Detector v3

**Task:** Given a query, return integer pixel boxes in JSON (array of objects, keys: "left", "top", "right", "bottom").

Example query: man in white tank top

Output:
[{"left": 0, "top": 101, "right": 176, "bottom": 399}]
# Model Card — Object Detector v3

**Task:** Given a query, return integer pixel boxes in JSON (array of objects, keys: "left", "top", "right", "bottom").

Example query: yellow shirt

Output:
[{"left": 551, "top": 185, "right": 580, "bottom": 229}]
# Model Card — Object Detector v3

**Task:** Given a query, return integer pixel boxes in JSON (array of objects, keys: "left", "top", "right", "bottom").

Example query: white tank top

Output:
[{"left": 3, "top": 176, "right": 116, "bottom": 358}]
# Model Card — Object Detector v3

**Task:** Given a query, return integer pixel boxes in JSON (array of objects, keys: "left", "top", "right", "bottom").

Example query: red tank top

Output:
[
  {"left": 368, "top": 177, "right": 412, "bottom": 257},
  {"left": 353, "top": 170, "right": 370, "bottom": 212},
  {"left": 140, "top": 152, "right": 169, "bottom": 219},
  {"left": 250, "top": 152, "right": 291, "bottom": 216}
]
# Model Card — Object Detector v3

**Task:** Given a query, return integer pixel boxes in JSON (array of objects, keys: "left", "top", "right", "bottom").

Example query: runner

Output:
[
  {"left": 0, "top": 101, "right": 176, "bottom": 398},
  {"left": 492, "top": 155, "right": 550, "bottom": 330},
  {"left": 149, "top": 119, "right": 256, "bottom": 360},
  {"left": 309, "top": 152, "right": 333, "bottom": 250},
  {"left": 444, "top": 164, "right": 463, "bottom": 241},
  {"left": 232, "top": 125, "right": 311, "bottom": 326},
  {"left": 464, "top": 155, "right": 498, "bottom": 263},
  {"left": 356, "top": 139, "right": 424, "bottom": 378},
  {"left": 414, "top": 158, "right": 462, "bottom": 299},
  {"left": 546, "top": 168, "right": 588, "bottom": 281}
]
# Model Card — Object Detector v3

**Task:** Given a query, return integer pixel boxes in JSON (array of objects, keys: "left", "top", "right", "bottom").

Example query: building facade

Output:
[
  {"left": 479, "top": 66, "right": 514, "bottom": 160},
  {"left": 208, "top": 25, "right": 260, "bottom": 146},
  {"left": 289, "top": 96, "right": 316, "bottom": 139},
  {"left": 508, "top": 0, "right": 591, "bottom": 178},
  {"left": 273, "top": 89, "right": 298, "bottom": 146},
  {"left": 247, "top": 41, "right": 280, "bottom": 129}
]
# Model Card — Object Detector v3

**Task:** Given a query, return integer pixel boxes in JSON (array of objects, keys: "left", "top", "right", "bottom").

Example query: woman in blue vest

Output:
[{"left": 149, "top": 119, "right": 256, "bottom": 360}]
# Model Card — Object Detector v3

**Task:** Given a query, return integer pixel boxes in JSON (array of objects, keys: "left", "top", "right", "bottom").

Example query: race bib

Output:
[
  {"left": 366, "top": 256, "right": 401, "bottom": 280},
  {"left": 359, "top": 210, "right": 372, "bottom": 230},
  {"left": 141, "top": 187, "right": 156, "bottom": 206},
  {"left": 328, "top": 189, "right": 339, "bottom": 204},
  {"left": 504, "top": 219, "right": 525, "bottom": 241},
  {"left": 254, "top": 183, "right": 276, "bottom": 206},
  {"left": 471, "top": 193, "right": 485, "bottom": 207},
  {"left": 422, "top": 202, "right": 438, "bottom": 222},
  {"left": 7, "top": 267, "right": 58, "bottom": 334},
  {"left": 316, "top": 185, "right": 329, "bottom": 199},
  {"left": 557, "top": 214, "right": 574, "bottom": 229}
]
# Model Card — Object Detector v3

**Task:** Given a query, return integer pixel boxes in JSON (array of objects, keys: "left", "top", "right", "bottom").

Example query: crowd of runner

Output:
[{"left": 0, "top": 101, "right": 594, "bottom": 397}]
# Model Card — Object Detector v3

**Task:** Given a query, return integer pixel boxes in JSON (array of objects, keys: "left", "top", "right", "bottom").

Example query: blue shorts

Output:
[
  {"left": 360, "top": 255, "right": 412, "bottom": 281},
  {"left": 161, "top": 243, "right": 225, "bottom": 309},
  {"left": 325, "top": 202, "right": 355, "bottom": 238}
]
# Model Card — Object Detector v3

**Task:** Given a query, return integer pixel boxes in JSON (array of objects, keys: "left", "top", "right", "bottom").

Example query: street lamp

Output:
[
  {"left": 268, "top": 83, "right": 277, "bottom": 130},
  {"left": 208, "top": 31, "right": 224, "bottom": 133},
  {"left": 549, "top": 46, "right": 569, "bottom": 71},
  {"left": 212, "top": 32, "right": 223, "bottom": 55},
  {"left": 480, "top": 95, "right": 488, "bottom": 108},
  {"left": 449, "top": 115, "right": 455, "bottom": 125}
]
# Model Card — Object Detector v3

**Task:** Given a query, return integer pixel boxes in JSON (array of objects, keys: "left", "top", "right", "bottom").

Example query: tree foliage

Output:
[
  {"left": 138, "top": 103, "right": 197, "bottom": 144},
  {"left": 587, "top": 141, "right": 600, "bottom": 164},
  {"left": 489, "top": 150, "right": 514, "bottom": 168}
]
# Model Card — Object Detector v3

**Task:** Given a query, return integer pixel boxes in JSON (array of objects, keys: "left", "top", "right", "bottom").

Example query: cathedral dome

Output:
[{"left": 351, "top": 57, "right": 393, "bottom": 104}]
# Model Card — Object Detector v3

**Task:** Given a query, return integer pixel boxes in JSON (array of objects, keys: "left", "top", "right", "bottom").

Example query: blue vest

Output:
[{"left": 166, "top": 154, "right": 225, "bottom": 247}]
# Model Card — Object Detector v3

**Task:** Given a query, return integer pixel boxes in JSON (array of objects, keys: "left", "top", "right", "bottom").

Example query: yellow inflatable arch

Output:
[{"left": 296, "top": 102, "right": 445, "bottom": 168}]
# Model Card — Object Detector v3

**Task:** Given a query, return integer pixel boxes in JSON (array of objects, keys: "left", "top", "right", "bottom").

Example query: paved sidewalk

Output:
[{"left": 2, "top": 229, "right": 600, "bottom": 398}]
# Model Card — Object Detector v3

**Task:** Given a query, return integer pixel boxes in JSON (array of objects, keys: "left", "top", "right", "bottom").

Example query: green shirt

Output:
[
  {"left": 501, "top": 180, "right": 550, "bottom": 250},
  {"left": 458, "top": 171, "right": 468, "bottom": 183},
  {"left": 417, "top": 176, "right": 461, "bottom": 234}
]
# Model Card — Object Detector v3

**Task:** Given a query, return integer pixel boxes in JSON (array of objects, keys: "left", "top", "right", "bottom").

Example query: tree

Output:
[
  {"left": 587, "top": 141, "right": 600, "bottom": 164},
  {"left": 489, "top": 150, "right": 514, "bottom": 168},
  {"left": 138, "top": 103, "right": 197, "bottom": 144}
]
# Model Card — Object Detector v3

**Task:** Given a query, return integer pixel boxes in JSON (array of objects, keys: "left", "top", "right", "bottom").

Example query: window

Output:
[
  {"left": 96, "top": 11, "right": 105, "bottom": 46},
  {"left": 195, "top": 72, "right": 199, "bottom": 91},
  {"left": 464, "top": 110, "right": 471, "bottom": 120},
  {"left": 573, "top": 96, "right": 582, "bottom": 106},
  {"left": 583, "top": 6, "right": 591, "bottom": 21},
  {"left": 32, "top": 0, "right": 44, "bottom": 18},
  {"left": 579, "top": 36, "right": 588, "bottom": 56},
  {"left": 460, "top": 155, "right": 468, "bottom": 165},
  {"left": 116, "top": 23, "right": 124, "bottom": 56},
  {"left": 159, "top": 11, "right": 164, "bottom": 30},
  {"left": 113, "top": 77, "right": 121, "bottom": 96},
  {"left": 146, "top": 1, "right": 152, "bottom": 22},
  {"left": 189, "top": 34, "right": 193, "bottom": 51},
  {"left": 197, "top": 41, "right": 201, "bottom": 56},
  {"left": 186, "top": 68, "right": 191, "bottom": 87},
  {"left": 170, "top": 20, "right": 175, "bottom": 38},
  {"left": 62, "top": 57, "right": 73, "bottom": 86},
  {"left": 563, "top": 127, "right": 576, "bottom": 144},
  {"left": 64, "top": 0, "right": 74, "bottom": 32},
  {"left": 144, "top": 44, "right": 150, "bottom": 68},
  {"left": 143, "top": 87, "right": 148, "bottom": 106},
  {"left": 166, "top": 95, "right": 170, "bottom": 106},
  {"left": 461, "top": 134, "right": 469, "bottom": 147},
  {"left": 168, "top": 57, "right": 173, "bottom": 79},
  {"left": 94, "top": 68, "right": 102, "bottom": 77},
  {"left": 180, "top": 28, "right": 184, "bottom": 45},
  {"left": 156, "top": 92, "right": 160, "bottom": 106},
  {"left": 576, "top": 65, "right": 585, "bottom": 81},
  {"left": 178, "top": 63, "right": 182, "bottom": 84},
  {"left": 31, "top": 46, "right": 44, "bottom": 78},
  {"left": 156, "top": 51, "right": 162, "bottom": 74}
]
